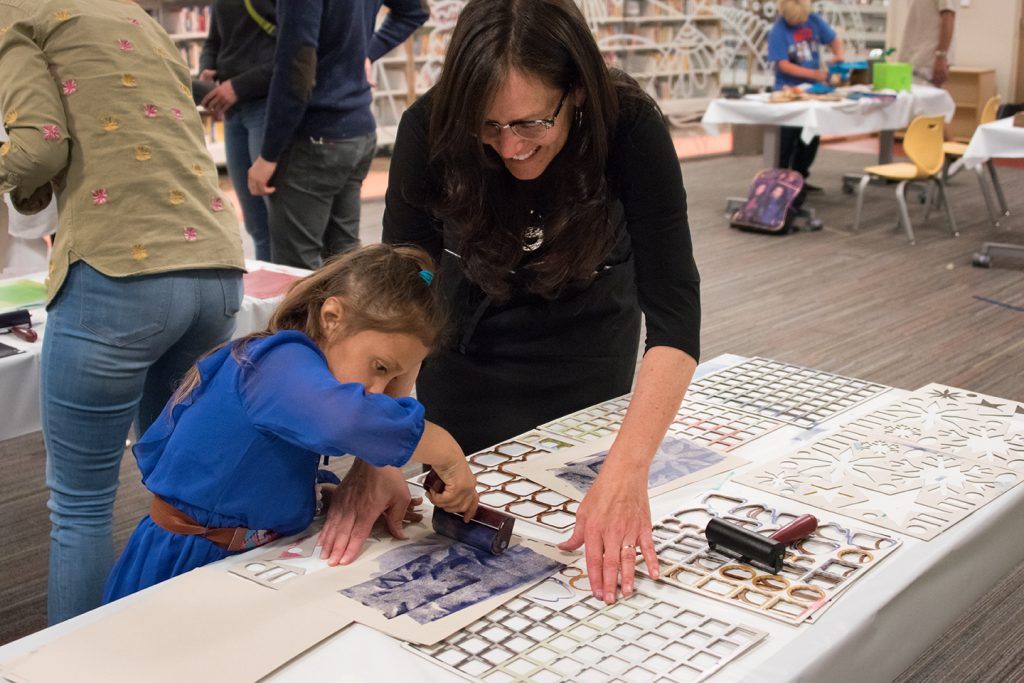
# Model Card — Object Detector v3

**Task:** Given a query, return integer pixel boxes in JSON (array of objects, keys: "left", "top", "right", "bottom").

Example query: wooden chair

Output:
[{"left": 852, "top": 115, "right": 957, "bottom": 244}]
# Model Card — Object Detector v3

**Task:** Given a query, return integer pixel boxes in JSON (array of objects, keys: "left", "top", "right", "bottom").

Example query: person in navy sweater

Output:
[{"left": 247, "top": 0, "right": 428, "bottom": 269}]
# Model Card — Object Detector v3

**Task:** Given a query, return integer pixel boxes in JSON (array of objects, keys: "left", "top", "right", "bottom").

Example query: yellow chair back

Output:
[
  {"left": 980, "top": 95, "right": 1002, "bottom": 124},
  {"left": 903, "top": 115, "right": 945, "bottom": 177}
]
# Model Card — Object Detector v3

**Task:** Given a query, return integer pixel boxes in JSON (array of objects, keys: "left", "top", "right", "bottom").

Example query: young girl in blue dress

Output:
[{"left": 104, "top": 244, "right": 478, "bottom": 602}]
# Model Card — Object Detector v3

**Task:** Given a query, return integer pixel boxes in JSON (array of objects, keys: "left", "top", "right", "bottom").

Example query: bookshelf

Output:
[
  {"left": 370, "top": 0, "right": 727, "bottom": 140},
  {"left": 371, "top": 0, "right": 889, "bottom": 141},
  {"left": 142, "top": 2, "right": 223, "bottom": 165},
  {"left": 141, "top": 1, "right": 888, "bottom": 150},
  {"left": 945, "top": 67, "right": 997, "bottom": 141}
]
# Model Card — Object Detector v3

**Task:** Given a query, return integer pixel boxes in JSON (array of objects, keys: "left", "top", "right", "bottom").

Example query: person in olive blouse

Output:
[{"left": 0, "top": 0, "right": 246, "bottom": 624}]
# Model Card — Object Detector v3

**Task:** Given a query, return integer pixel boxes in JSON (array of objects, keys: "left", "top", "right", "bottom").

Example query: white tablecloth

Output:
[
  {"left": 0, "top": 260, "right": 310, "bottom": 443},
  {"left": 960, "top": 116, "right": 1024, "bottom": 169},
  {"left": 2, "top": 355, "right": 1022, "bottom": 682},
  {"left": 702, "top": 85, "right": 956, "bottom": 144}
]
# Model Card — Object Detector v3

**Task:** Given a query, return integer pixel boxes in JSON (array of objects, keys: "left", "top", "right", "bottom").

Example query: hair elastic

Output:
[{"left": 418, "top": 269, "right": 433, "bottom": 285}]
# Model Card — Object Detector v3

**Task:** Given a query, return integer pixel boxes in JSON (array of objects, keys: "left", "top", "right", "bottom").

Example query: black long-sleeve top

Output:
[
  {"left": 383, "top": 91, "right": 702, "bottom": 362},
  {"left": 198, "top": 0, "right": 277, "bottom": 103}
]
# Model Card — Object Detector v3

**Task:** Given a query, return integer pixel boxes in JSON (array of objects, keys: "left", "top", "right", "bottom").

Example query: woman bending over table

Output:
[{"left": 318, "top": 0, "right": 701, "bottom": 605}]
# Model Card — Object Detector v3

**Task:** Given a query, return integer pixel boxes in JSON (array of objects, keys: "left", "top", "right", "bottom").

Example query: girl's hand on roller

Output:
[{"left": 428, "top": 460, "right": 480, "bottom": 522}]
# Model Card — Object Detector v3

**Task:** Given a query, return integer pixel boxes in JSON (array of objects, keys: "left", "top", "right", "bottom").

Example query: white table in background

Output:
[
  {"left": 702, "top": 84, "right": 956, "bottom": 168},
  {"left": 0, "top": 260, "right": 310, "bottom": 443},
  {"left": 959, "top": 116, "right": 1024, "bottom": 226},
  {"left": 2, "top": 354, "right": 1022, "bottom": 683}
]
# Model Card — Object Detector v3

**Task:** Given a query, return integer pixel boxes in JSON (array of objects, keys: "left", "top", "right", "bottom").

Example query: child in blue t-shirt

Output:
[
  {"left": 766, "top": 0, "right": 844, "bottom": 193},
  {"left": 103, "top": 244, "right": 479, "bottom": 603}
]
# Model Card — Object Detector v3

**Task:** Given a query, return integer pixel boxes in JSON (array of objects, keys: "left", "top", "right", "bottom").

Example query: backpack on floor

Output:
[{"left": 730, "top": 169, "right": 804, "bottom": 234}]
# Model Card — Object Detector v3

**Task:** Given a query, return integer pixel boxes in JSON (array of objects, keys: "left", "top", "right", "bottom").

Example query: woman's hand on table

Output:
[
  {"left": 558, "top": 462, "right": 658, "bottom": 604},
  {"left": 318, "top": 460, "right": 422, "bottom": 565}
]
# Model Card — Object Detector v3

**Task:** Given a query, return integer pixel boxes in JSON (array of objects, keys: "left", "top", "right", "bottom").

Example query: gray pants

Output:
[{"left": 267, "top": 131, "right": 376, "bottom": 269}]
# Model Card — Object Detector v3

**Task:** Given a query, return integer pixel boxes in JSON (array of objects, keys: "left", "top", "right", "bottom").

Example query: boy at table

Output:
[{"left": 767, "top": 0, "right": 844, "bottom": 197}]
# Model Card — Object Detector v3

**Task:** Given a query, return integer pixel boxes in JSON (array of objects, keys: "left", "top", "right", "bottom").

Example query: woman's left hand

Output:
[{"left": 558, "top": 463, "right": 658, "bottom": 603}]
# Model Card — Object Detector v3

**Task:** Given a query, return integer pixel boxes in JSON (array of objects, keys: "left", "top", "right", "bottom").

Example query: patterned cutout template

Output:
[
  {"left": 507, "top": 433, "right": 747, "bottom": 503},
  {"left": 407, "top": 576, "right": 767, "bottom": 683},
  {"left": 842, "top": 383, "right": 1024, "bottom": 472},
  {"left": 538, "top": 395, "right": 632, "bottom": 442},
  {"left": 538, "top": 394, "right": 784, "bottom": 453},
  {"left": 410, "top": 431, "right": 584, "bottom": 532},
  {"left": 685, "top": 357, "right": 891, "bottom": 428},
  {"left": 666, "top": 401, "right": 785, "bottom": 452},
  {"left": 640, "top": 491, "right": 901, "bottom": 625},
  {"left": 735, "top": 423, "right": 1021, "bottom": 541}
]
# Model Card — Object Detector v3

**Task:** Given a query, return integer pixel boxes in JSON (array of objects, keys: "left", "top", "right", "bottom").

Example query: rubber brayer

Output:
[
  {"left": 423, "top": 470, "right": 516, "bottom": 555},
  {"left": 705, "top": 514, "right": 818, "bottom": 574}
]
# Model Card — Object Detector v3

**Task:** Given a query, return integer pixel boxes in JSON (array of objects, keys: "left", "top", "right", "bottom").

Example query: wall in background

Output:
[{"left": 887, "top": 0, "right": 1023, "bottom": 101}]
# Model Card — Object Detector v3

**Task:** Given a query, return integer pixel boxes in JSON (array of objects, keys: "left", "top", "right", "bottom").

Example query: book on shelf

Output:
[
  {"left": 178, "top": 41, "right": 204, "bottom": 75},
  {"left": 165, "top": 5, "right": 211, "bottom": 36}
]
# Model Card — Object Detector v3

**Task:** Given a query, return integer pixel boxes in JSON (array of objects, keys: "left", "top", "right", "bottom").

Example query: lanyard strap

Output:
[{"left": 243, "top": 0, "right": 276, "bottom": 36}]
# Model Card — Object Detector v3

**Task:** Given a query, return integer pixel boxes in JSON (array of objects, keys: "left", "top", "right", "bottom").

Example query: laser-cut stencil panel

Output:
[
  {"left": 538, "top": 393, "right": 784, "bottom": 453},
  {"left": 409, "top": 431, "right": 584, "bottom": 532},
  {"left": 666, "top": 401, "right": 785, "bottom": 452},
  {"left": 685, "top": 357, "right": 891, "bottom": 428},
  {"left": 407, "top": 576, "right": 767, "bottom": 683},
  {"left": 842, "top": 383, "right": 1024, "bottom": 472},
  {"left": 508, "top": 433, "right": 746, "bottom": 503},
  {"left": 640, "top": 491, "right": 901, "bottom": 625},
  {"left": 734, "top": 425, "right": 1021, "bottom": 541}
]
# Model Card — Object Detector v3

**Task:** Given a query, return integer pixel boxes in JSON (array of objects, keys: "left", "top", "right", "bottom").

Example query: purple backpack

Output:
[{"left": 730, "top": 169, "right": 804, "bottom": 234}]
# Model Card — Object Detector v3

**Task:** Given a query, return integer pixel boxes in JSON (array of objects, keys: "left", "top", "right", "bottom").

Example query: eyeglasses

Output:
[{"left": 480, "top": 90, "right": 569, "bottom": 143}]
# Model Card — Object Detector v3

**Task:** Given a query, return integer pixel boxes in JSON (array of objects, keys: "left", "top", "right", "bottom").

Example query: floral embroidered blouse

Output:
[{"left": 0, "top": 0, "right": 244, "bottom": 302}]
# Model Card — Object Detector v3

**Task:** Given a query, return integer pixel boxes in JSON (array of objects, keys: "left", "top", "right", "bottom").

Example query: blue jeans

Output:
[
  {"left": 267, "top": 131, "right": 376, "bottom": 269},
  {"left": 41, "top": 262, "right": 242, "bottom": 624},
  {"left": 225, "top": 99, "right": 271, "bottom": 261}
]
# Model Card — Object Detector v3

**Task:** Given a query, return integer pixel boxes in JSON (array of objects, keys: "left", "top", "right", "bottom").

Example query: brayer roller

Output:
[
  {"left": 705, "top": 514, "right": 818, "bottom": 575},
  {"left": 423, "top": 470, "right": 516, "bottom": 556}
]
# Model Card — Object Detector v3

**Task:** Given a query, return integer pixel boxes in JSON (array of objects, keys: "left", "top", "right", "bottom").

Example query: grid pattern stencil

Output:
[
  {"left": 538, "top": 396, "right": 632, "bottom": 442},
  {"left": 685, "top": 357, "right": 890, "bottom": 428},
  {"left": 667, "top": 401, "right": 784, "bottom": 451},
  {"left": 538, "top": 394, "right": 783, "bottom": 453},
  {"left": 410, "top": 431, "right": 584, "bottom": 531},
  {"left": 642, "top": 492, "right": 901, "bottom": 624},
  {"left": 408, "top": 578, "right": 767, "bottom": 683}
]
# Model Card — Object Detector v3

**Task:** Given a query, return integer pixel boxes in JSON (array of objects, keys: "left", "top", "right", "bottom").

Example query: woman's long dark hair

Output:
[{"left": 429, "top": 0, "right": 640, "bottom": 301}]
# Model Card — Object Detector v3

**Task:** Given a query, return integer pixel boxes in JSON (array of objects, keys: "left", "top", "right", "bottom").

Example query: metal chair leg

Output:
[
  {"left": 852, "top": 174, "right": 871, "bottom": 231},
  {"left": 895, "top": 180, "right": 915, "bottom": 243},
  {"left": 986, "top": 159, "right": 1009, "bottom": 217},
  {"left": 923, "top": 182, "right": 935, "bottom": 222},
  {"left": 975, "top": 166, "right": 1000, "bottom": 227},
  {"left": 944, "top": 156, "right": 964, "bottom": 182},
  {"left": 934, "top": 177, "right": 959, "bottom": 237}
]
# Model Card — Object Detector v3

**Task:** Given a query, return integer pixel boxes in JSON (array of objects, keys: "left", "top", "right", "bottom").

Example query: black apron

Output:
[{"left": 417, "top": 200, "right": 640, "bottom": 455}]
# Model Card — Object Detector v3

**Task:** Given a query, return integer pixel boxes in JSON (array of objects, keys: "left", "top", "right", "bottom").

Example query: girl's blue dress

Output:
[{"left": 103, "top": 330, "right": 424, "bottom": 602}]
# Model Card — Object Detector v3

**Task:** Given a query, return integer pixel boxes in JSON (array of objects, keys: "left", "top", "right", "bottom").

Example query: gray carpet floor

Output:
[{"left": 2, "top": 144, "right": 1022, "bottom": 681}]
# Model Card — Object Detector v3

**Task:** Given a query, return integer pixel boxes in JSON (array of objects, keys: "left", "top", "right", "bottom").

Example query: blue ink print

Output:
[
  {"left": 339, "top": 542, "right": 562, "bottom": 624},
  {"left": 554, "top": 435, "right": 725, "bottom": 494}
]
